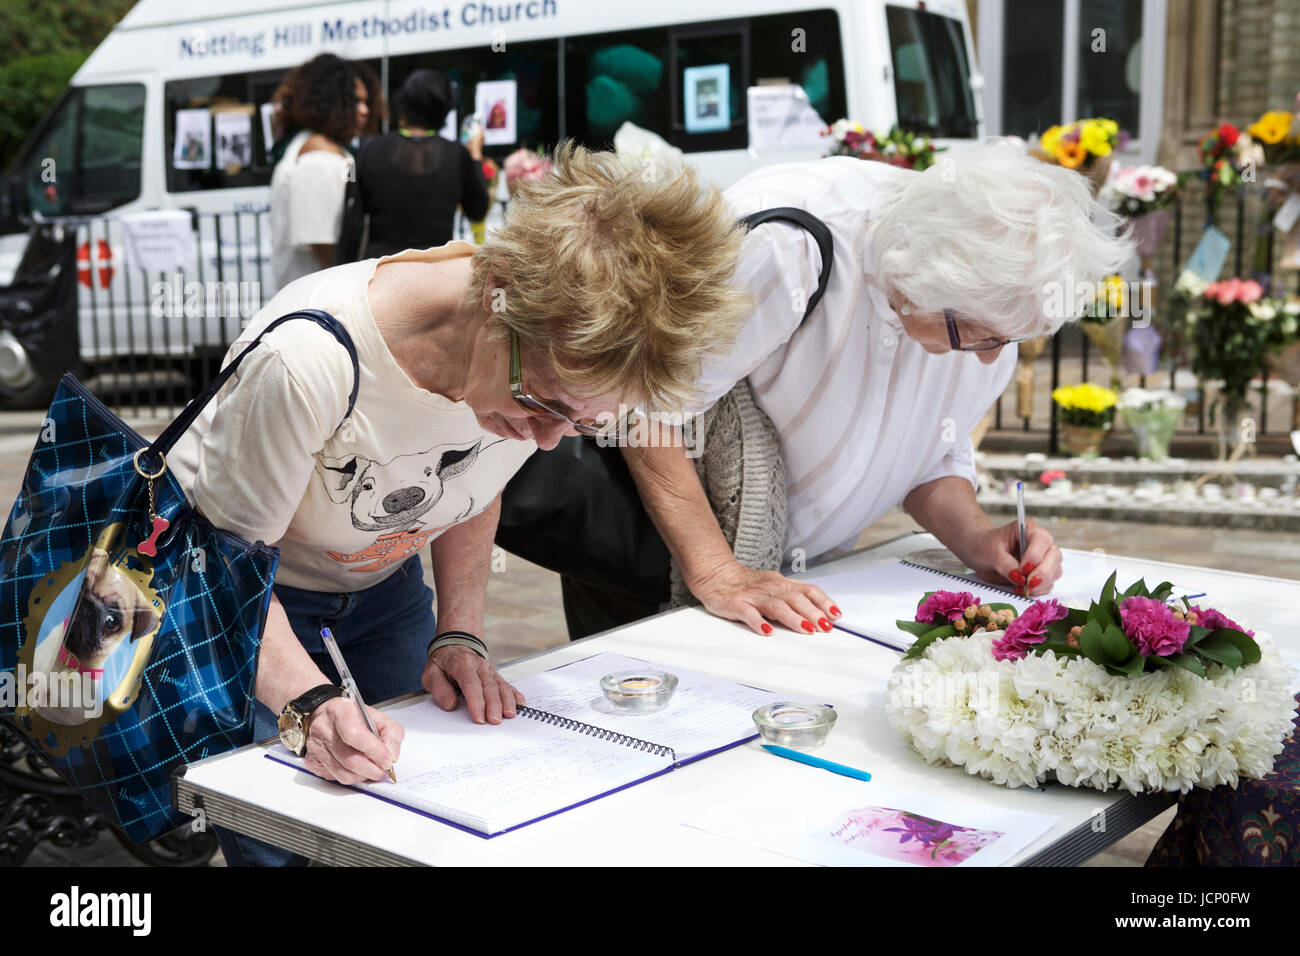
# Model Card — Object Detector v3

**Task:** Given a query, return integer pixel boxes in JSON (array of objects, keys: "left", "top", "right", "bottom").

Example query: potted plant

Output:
[
  {"left": 1052, "top": 382, "right": 1118, "bottom": 457},
  {"left": 1101, "top": 164, "right": 1182, "bottom": 266}
]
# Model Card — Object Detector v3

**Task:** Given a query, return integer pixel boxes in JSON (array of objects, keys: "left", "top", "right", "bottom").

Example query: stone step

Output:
[
  {"left": 978, "top": 452, "right": 1300, "bottom": 490},
  {"left": 978, "top": 485, "right": 1300, "bottom": 531}
]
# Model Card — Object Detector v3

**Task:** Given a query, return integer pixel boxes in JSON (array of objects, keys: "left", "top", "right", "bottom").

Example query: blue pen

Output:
[{"left": 761, "top": 744, "right": 872, "bottom": 782}]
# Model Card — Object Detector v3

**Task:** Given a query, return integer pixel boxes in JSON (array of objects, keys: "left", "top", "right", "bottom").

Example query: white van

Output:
[{"left": 0, "top": 0, "right": 981, "bottom": 404}]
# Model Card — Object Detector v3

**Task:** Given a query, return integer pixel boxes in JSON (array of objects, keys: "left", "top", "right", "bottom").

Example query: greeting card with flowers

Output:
[{"left": 826, "top": 806, "right": 1003, "bottom": 867}]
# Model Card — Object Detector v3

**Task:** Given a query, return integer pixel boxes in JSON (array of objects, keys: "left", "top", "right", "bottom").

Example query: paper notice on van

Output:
[
  {"left": 173, "top": 109, "right": 212, "bottom": 170},
  {"left": 120, "top": 211, "right": 197, "bottom": 275},
  {"left": 746, "top": 85, "right": 826, "bottom": 153},
  {"left": 215, "top": 111, "right": 254, "bottom": 172}
]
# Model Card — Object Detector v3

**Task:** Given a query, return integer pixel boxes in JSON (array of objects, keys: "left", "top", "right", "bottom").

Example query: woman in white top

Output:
[
  {"left": 268, "top": 53, "right": 378, "bottom": 289},
  {"left": 168, "top": 145, "right": 750, "bottom": 864},
  {"left": 611, "top": 141, "right": 1134, "bottom": 637}
]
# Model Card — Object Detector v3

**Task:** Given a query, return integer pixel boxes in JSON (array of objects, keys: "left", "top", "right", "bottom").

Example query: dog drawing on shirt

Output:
[{"left": 314, "top": 438, "right": 503, "bottom": 533}]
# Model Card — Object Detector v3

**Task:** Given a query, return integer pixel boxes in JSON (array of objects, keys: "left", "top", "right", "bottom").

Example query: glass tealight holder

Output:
[
  {"left": 599, "top": 670, "right": 678, "bottom": 714},
  {"left": 752, "top": 702, "right": 837, "bottom": 751}
]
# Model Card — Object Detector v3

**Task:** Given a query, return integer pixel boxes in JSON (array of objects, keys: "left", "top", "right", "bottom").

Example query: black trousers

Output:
[{"left": 495, "top": 437, "right": 672, "bottom": 641}]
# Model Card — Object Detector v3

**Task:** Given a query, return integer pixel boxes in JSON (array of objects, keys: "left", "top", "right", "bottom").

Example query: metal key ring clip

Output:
[{"left": 133, "top": 448, "right": 167, "bottom": 480}]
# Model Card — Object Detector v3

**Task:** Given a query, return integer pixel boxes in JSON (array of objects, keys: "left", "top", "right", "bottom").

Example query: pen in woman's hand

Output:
[{"left": 321, "top": 628, "right": 397, "bottom": 783}]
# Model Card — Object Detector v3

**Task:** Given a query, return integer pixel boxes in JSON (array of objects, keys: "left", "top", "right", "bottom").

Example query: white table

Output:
[{"left": 173, "top": 533, "right": 1300, "bottom": 866}]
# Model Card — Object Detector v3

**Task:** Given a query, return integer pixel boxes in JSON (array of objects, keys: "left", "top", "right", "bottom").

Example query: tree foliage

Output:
[{"left": 0, "top": 0, "right": 138, "bottom": 170}]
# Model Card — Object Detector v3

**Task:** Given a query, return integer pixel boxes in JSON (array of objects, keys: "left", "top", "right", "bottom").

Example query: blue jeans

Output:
[{"left": 214, "top": 555, "right": 435, "bottom": 867}]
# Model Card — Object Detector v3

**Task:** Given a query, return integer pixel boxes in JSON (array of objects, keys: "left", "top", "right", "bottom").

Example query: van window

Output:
[
  {"left": 389, "top": 40, "right": 560, "bottom": 159},
  {"left": 24, "top": 84, "right": 144, "bottom": 217},
  {"left": 566, "top": 9, "right": 846, "bottom": 152},
  {"left": 165, "top": 62, "right": 379, "bottom": 192},
  {"left": 886, "top": 7, "right": 978, "bottom": 139}
]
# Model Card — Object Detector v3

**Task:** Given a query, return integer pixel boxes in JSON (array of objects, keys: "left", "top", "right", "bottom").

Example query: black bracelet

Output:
[{"left": 427, "top": 630, "right": 489, "bottom": 660}]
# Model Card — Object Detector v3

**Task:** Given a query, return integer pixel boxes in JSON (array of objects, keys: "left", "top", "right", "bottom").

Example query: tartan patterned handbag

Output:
[{"left": 0, "top": 309, "right": 358, "bottom": 842}]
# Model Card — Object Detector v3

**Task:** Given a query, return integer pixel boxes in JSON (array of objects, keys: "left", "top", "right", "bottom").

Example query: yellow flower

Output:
[
  {"left": 1099, "top": 274, "right": 1126, "bottom": 314},
  {"left": 1248, "top": 110, "right": 1295, "bottom": 146},
  {"left": 1040, "top": 125, "right": 1064, "bottom": 156},
  {"left": 1052, "top": 383, "right": 1118, "bottom": 413},
  {"left": 1079, "top": 120, "right": 1113, "bottom": 157}
]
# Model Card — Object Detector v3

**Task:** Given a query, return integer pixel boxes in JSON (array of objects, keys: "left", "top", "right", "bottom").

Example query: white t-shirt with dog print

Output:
[{"left": 168, "top": 243, "right": 537, "bottom": 592}]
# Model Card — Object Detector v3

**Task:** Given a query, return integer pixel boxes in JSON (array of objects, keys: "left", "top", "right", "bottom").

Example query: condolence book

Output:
[{"left": 267, "top": 651, "right": 779, "bottom": 837}]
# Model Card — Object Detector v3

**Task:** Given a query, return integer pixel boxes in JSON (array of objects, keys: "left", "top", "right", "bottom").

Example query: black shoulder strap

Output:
[
  {"left": 738, "top": 206, "right": 834, "bottom": 326},
  {"left": 144, "top": 309, "right": 360, "bottom": 468}
]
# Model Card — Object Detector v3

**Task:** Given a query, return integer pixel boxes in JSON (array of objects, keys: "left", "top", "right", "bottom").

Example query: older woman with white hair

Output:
[{"left": 555, "top": 140, "right": 1132, "bottom": 638}]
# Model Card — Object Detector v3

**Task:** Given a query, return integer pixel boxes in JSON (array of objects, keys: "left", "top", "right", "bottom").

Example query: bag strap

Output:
[
  {"left": 142, "top": 308, "right": 360, "bottom": 469},
  {"left": 738, "top": 206, "right": 834, "bottom": 325}
]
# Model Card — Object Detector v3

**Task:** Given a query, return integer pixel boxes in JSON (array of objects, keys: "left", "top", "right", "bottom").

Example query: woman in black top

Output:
[{"left": 359, "top": 69, "right": 491, "bottom": 256}]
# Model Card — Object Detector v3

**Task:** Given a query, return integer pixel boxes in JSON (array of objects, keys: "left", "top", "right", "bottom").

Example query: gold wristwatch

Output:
[{"left": 277, "top": 684, "right": 345, "bottom": 757}]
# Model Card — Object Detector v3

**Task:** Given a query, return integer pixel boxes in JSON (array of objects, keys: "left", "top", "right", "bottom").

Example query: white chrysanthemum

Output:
[{"left": 884, "top": 629, "right": 1297, "bottom": 795}]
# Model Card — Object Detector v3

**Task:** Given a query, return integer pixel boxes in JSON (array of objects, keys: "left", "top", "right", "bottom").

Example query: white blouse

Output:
[{"left": 691, "top": 157, "right": 1016, "bottom": 563}]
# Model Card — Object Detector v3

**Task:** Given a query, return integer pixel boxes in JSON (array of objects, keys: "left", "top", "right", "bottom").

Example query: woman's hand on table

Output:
[
  {"left": 423, "top": 645, "right": 525, "bottom": 724},
  {"left": 971, "top": 516, "right": 1063, "bottom": 597},
  {"left": 689, "top": 558, "right": 840, "bottom": 636},
  {"left": 303, "top": 698, "right": 404, "bottom": 785}
]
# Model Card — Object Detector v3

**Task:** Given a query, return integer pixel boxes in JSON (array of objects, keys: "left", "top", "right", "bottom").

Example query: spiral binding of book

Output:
[
  {"left": 899, "top": 560, "right": 1024, "bottom": 601},
  {"left": 518, "top": 706, "right": 678, "bottom": 762}
]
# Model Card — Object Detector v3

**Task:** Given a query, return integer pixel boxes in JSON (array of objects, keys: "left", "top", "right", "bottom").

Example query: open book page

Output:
[
  {"left": 801, "top": 562, "right": 1033, "bottom": 651},
  {"left": 269, "top": 696, "right": 672, "bottom": 836},
  {"left": 515, "top": 652, "right": 782, "bottom": 763}
]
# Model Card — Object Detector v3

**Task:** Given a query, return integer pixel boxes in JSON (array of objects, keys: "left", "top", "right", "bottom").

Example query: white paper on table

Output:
[
  {"left": 685, "top": 777, "right": 1059, "bottom": 867},
  {"left": 474, "top": 80, "right": 517, "bottom": 146},
  {"left": 515, "top": 651, "right": 781, "bottom": 761},
  {"left": 119, "top": 210, "right": 196, "bottom": 274},
  {"left": 270, "top": 696, "right": 672, "bottom": 835},
  {"left": 214, "top": 111, "right": 253, "bottom": 170},
  {"left": 173, "top": 108, "right": 212, "bottom": 170},
  {"left": 746, "top": 85, "right": 825, "bottom": 152}
]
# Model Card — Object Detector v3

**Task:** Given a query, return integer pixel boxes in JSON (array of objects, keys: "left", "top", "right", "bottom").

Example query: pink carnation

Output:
[
  {"left": 915, "top": 590, "right": 976, "bottom": 624},
  {"left": 1119, "top": 596, "right": 1189, "bottom": 656},
  {"left": 991, "top": 599, "right": 1068, "bottom": 662},
  {"left": 1189, "top": 605, "right": 1254, "bottom": 637}
]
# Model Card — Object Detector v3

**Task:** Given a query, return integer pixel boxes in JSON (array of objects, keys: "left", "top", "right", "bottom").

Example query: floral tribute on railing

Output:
[
  {"left": 884, "top": 576, "right": 1297, "bottom": 794},
  {"left": 823, "top": 120, "right": 944, "bottom": 171}
]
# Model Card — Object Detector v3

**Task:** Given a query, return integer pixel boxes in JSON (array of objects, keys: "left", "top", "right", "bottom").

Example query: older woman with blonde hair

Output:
[
  {"left": 167, "top": 143, "right": 749, "bottom": 865},
  {"left": 548, "top": 139, "right": 1133, "bottom": 639}
]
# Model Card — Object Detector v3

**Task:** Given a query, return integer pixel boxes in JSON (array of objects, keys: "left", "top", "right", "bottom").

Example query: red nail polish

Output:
[
  {"left": 819, "top": 617, "right": 832, "bottom": 631},
  {"left": 1022, "top": 562, "right": 1036, "bottom": 574},
  {"left": 1009, "top": 570, "right": 1024, "bottom": 585},
  {"left": 801, "top": 620, "right": 815, "bottom": 633},
  {"left": 830, "top": 606, "right": 842, "bottom": 617},
  {"left": 761, "top": 623, "right": 773, "bottom": 635},
  {"left": 1029, "top": 575, "right": 1042, "bottom": 589}
]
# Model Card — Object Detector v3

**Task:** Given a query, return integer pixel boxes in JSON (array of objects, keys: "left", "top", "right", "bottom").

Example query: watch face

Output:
[{"left": 278, "top": 710, "right": 306, "bottom": 755}]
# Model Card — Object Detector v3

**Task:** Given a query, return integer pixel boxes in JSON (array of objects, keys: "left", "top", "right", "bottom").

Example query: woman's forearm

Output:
[
  {"left": 255, "top": 593, "right": 332, "bottom": 714},
  {"left": 622, "top": 436, "right": 735, "bottom": 589},
  {"left": 902, "top": 476, "right": 995, "bottom": 569},
  {"left": 428, "top": 495, "right": 499, "bottom": 637}
]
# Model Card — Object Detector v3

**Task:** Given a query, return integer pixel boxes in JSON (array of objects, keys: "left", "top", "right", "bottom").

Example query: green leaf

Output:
[
  {"left": 1076, "top": 619, "right": 1107, "bottom": 665},
  {"left": 1202, "top": 628, "right": 1260, "bottom": 666},
  {"left": 1100, "top": 571, "right": 1118, "bottom": 608},
  {"left": 986, "top": 603, "right": 1017, "bottom": 614},
  {"left": 1149, "top": 581, "right": 1174, "bottom": 603},
  {"left": 1101, "top": 624, "right": 1135, "bottom": 663},
  {"left": 897, "top": 619, "right": 938, "bottom": 637},
  {"left": 1150, "top": 653, "right": 1207, "bottom": 677},
  {"left": 1035, "top": 638, "right": 1081, "bottom": 660},
  {"left": 1120, "top": 580, "right": 1146, "bottom": 599},
  {"left": 1109, "top": 653, "right": 1147, "bottom": 677},
  {"left": 1184, "top": 624, "right": 1211, "bottom": 646},
  {"left": 902, "top": 624, "right": 958, "bottom": 660},
  {"left": 1195, "top": 637, "right": 1245, "bottom": 670}
]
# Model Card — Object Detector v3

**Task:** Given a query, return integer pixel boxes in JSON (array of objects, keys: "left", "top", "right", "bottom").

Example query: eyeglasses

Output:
[
  {"left": 944, "top": 309, "right": 1027, "bottom": 353},
  {"left": 509, "top": 328, "right": 628, "bottom": 439}
]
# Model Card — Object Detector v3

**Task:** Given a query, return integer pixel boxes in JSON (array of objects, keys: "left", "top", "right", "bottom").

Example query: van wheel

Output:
[{"left": 0, "top": 371, "right": 58, "bottom": 410}]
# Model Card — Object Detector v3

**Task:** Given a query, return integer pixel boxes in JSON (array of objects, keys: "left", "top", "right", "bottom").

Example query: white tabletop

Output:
[{"left": 174, "top": 533, "right": 1300, "bottom": 866}]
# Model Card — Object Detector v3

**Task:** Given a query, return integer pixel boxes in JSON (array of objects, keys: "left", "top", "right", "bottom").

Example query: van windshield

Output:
[{"left": 885, "top": 6, "right": 977, "bottom": 139}]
